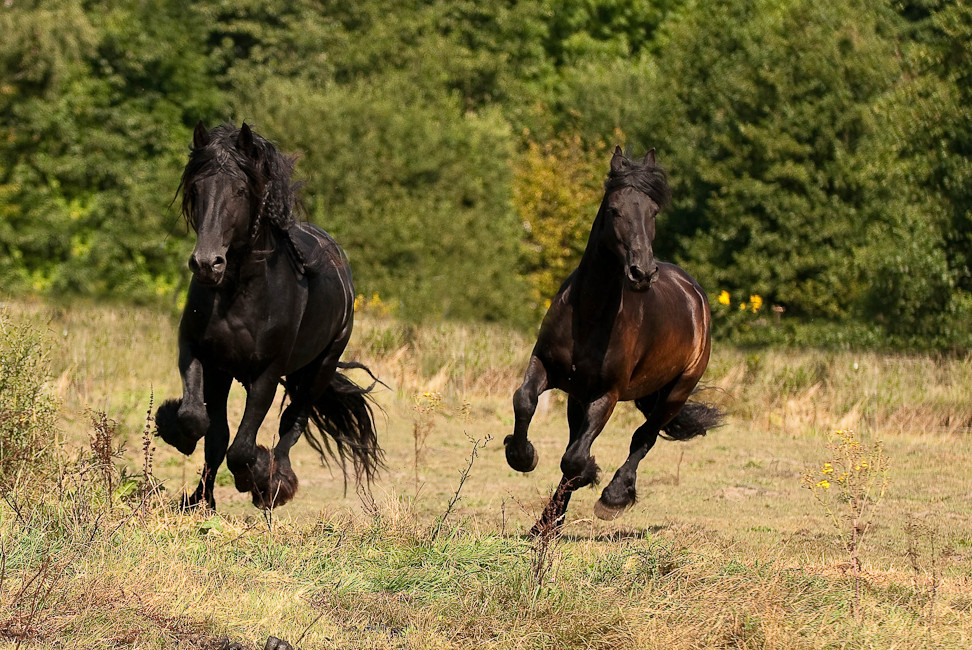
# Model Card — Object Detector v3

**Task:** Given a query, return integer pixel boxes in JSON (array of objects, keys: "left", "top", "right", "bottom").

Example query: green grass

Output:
[{"left": 1, "top": 298, "right": 971, "bottom": 648}]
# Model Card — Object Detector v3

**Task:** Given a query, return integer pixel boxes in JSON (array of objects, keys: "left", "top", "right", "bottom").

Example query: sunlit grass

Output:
[{"left": 1, "top": 298, "right": 971, "bottom": 648}]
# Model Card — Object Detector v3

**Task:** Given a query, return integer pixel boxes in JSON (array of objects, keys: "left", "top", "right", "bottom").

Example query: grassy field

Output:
[{"left": 1, "top": 298, "right": 971, "bottom": 648}]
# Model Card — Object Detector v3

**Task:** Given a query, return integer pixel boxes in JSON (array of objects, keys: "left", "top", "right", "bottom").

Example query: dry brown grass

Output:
[{"left": 1, "top": 298, "right": 971, "bottom": 648}]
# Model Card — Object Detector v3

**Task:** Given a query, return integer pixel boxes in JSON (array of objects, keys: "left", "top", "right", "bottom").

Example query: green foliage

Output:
[
  {"left": 859, "top": 0, "right": 972, "bottom": 345},
  {"left": 239, "top": 74, "right": 528, "bottom": 323},
  {"left": 640, "top": 0, "right": 903, "bottom": 320},
  {"left": 0, "top": 311, "right": 59, "bottom": 490},
  {"left": 0, "top": 0, "right": 222, "bottom": 303},
  {"left": 0, "top": 0, "right": 970, "bottom": 343},
  {"left": 513, "top": 134, "right": 615, "bottom": 309}
]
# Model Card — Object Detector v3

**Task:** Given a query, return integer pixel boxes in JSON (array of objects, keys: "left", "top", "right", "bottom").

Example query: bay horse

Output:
[
  {"left": 505, "top": 147, "right": 722, "bottom": 534},
  {"left": 156, "top": 122, "right": 382, "bottom": 510}
]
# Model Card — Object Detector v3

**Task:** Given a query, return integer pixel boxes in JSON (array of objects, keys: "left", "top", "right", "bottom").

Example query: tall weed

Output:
[{"left": 0, "top": 312, "right": 59, "bottom": 491}]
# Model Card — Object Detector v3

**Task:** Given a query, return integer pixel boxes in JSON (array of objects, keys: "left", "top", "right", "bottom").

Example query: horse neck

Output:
[{"left": 574, "top": 207, "right": 625, "bottom": 308}]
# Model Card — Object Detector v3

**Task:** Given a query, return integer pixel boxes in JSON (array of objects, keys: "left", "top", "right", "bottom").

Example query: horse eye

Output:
[{"left": 235, "top": 186, "right": 247, "bottom": 197}]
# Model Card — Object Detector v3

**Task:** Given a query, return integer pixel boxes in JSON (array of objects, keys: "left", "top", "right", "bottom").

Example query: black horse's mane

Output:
[
  {"left": 178, "top": 123, "right": 307, "bottom": 270},
  {"left": 604, "top": 151, "right": 672, "bottom": 209}
]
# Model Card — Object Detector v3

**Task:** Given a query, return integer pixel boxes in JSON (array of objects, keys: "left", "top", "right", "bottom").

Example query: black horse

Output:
[
  {"left": 505, "top": 147, "right": 723, "bottom": 534},
  {"left": 156, "top": 122, "right": 382, "bottom": 510}
]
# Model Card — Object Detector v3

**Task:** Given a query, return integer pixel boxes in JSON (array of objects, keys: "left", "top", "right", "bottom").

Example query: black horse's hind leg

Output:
[
  {"left": 182, "top": 370, "right": 233, "bottom": 510},
  {"left": 531, "top": 392, "right": 617, "bottom": 535},
  {"left": 249, "top": 399, "right": 308, "bottom": 509},
  {"left": 225, "top": 374, "right": 279, "bottom": 498},
  {"left": 248, "top": 351, "right": 344, "bottom": 509},
  {"left": 505, "top": 356, "right": 548, "bottom": 473}
]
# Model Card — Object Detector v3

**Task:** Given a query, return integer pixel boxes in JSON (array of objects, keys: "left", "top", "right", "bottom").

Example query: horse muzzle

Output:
[
  {"left": 188, "top": 252, "right": 227, "bottom": 286},
  {"left": 625, "top": 263, "right": 659, "bottom": 292}
]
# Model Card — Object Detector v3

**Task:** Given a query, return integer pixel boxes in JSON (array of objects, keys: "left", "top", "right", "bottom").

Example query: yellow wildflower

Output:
[
  {"left": 821, "top": 463, "right": 834, "bottom": 474},
  {"left": 750, "top": 294, "right": 763, "bottom": 313},
  {"left": 817, "top": 480, "right": 831, "bottom": 489},
  {"left": 718, "top": 290, "right": 731, "bottom": 306}
]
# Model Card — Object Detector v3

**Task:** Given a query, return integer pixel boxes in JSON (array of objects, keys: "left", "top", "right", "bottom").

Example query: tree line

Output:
[{"left": 1, "top": 0, "right": 969, "bottom": 347}]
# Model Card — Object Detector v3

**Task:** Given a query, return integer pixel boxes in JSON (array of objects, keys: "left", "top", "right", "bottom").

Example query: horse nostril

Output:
[
  {"left": 212, "top": 255, "right": 226, "bottom": 272},
  {"left": 188, "top": 255, "right": 200, "bottom": 273},
  {"left": 629, "top": 265, "right": 646, "bottom": 282}
]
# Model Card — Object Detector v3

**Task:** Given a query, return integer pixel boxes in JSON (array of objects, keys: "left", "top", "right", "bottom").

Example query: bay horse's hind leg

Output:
[
  {"left": 594, "top": 375, "right": 710, "bottom": 520},
  {"left": 532, "top": 392, "right": 617, "bottom": 535},
  {"left": 593, "top": 391, "right": 668, "bottom": 520},
  {"left": 505, "top": 356, "right": 548, "bottom": 473}
]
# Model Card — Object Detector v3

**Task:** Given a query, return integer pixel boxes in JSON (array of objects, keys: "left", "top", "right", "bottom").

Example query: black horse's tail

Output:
[
  {"left": 286, "top": 362, "right": 385, "bottom": 486},
  {"left": 659, "top": 398, "right": 725, "bottom": 441}
]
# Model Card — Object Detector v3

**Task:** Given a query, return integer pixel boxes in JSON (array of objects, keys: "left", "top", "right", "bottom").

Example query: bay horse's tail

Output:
[
  {"left": 659, "top": 398, "right": 725, "bottom": 441},
  {"left": 288, "top": 361, "right": 385, "bottom": 486}
]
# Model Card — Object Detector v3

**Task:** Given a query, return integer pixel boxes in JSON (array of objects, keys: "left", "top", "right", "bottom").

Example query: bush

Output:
[{"left": 0, "top": 310, "right": 60, "bottom": 490}]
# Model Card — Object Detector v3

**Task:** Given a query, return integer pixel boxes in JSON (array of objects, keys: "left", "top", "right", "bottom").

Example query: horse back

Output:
[
  {"left": 289, "top": 222, "right": 356, "bottom": 356},
  {"left": 290, "top": 223, "right": 352, "bottom": 278}
]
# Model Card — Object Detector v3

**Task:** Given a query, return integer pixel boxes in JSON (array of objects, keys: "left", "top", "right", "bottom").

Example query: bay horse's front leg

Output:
[
  {"left": 532, "top": 392, "right": 618, "bottom": 535},
  {"left": 225, "top": 373, "right": 279, "bottom": 502},
  {"left": 505, "top": 356, "right": 548, "bottom": 472}
]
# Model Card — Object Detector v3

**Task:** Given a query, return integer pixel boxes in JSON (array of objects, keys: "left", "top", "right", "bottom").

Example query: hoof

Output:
[
  {"left": 264, "top": 635, "right": 294, "bottom": 650},
  {"left": 231, "top": 445, "right": 271, "bottom": 494},
  {"left": 593, "top": 498, "right": 628, "bottom": 521},
  {"left": 528, "top": 516, "right": 564, "bottom": 538},
  {"left": 252, "top": 461, "right": 298, "bottom": 510},
  {"left": 155, "top": 399, "right": 200, "bottom": 455},
  {"left": 504, "top": 435, "right": 539, "bottom": 473},
  {"left": 180, "top": 490, "right": 216, "bottom": 512}
]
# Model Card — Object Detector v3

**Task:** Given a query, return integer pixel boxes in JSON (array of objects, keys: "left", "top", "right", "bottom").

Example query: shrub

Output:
[{"left": 0, "top": 310, "right": 60, "bottom": 490}]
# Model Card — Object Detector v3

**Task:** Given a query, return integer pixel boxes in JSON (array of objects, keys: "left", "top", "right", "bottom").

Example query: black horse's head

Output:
[
  {"left": 178, "top": 121, "right": 299, "bottom": 286},
  {"left": 598, "top": 146, "right": 671, "bottom": 292}
]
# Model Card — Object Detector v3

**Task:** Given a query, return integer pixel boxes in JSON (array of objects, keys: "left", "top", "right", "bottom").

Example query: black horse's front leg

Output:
[
  {"left": 157, "top": 345, "right": 209, "bottom": 456},
  {"left": 225, "top": 373, "right": 279, "bottom": 505},
  {"left": 182, "top": 370, "right": 233, "bottom": 510},
  {"left": 505, "top": 356, "right": 548, "bottom": 473}
]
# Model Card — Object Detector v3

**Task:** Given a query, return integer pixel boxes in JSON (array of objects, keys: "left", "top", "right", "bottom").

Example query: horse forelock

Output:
[
  {"left": 604, "top": 155, "right": 672, "bottom": 209},
  {"left": 178, "top": 123, "right": 301, "bottom": 235}
]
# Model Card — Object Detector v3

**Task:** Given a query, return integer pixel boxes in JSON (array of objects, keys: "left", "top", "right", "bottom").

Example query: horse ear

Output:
[
  {"left": 192, "top": 121, "right": 210, "bottom": 149},
  {"left": 237, "top": 122, "right": 256, "bottom": 159},
  {"left": 643, "top": 148, "right": 656, "bottom": 167},
  {"left": 610, "top": 145, "right": 626, "bottom": 173}
]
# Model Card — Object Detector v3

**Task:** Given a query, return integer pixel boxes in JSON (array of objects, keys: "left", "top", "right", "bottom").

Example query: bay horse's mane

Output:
[
  {"left": 604, "top": 151, "right": 672, "bottom": 209},
  {"left": 178, "top": 122, "right": 307, "bottom": 270}
]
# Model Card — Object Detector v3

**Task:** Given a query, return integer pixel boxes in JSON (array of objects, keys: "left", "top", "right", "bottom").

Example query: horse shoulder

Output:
[{"left": 531, "top": 281, "right": 577, "bottom": 380}]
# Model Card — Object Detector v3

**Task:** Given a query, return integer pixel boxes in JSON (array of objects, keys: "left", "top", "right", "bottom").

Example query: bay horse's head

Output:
[
  {"left": 179, "top": 121, "right": 298, "bottom": 286},
  {"left": 598, "top": 146, "right": 672, "bottom": 292}
]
